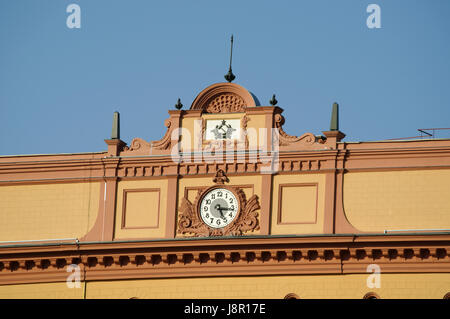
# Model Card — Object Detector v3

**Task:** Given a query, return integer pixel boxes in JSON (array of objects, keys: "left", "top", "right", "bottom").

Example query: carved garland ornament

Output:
[
  {"left": 177, "top": 169, "right": 260, "bottom": 237},
  {"left": 151, "top": 118, "right": 173, "bottom": 150},
  {"left": 120, "top": 118, "right": 173, "bottom": 155},
  {"left": 123, "top": 138, "right": 151, "bottom": 152}
]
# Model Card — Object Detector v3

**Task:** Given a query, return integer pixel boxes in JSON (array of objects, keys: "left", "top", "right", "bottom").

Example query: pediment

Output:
[{"left": 190, "top": 82, "right": 258, "bottom": 113}]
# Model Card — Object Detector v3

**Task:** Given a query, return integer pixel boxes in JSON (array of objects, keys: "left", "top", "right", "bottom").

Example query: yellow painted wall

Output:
[
  {"left": 84, "top": 274, "right": 450, "bottom": 299},
  {"left": 123, "top": 190, "right": 160, "bottom": 228},
  {"left": 177, "top": 175, "right": 262, "bottom": 236},
  {"left": 245, "top": 114, "right": 266, "bottom": 151},
  {"left": 2, "top": 274, "right": 448, "bottom": 299},
  {"left": 271, "top": 174, "right": 326, "bottom": 235},
  {"left": 0, "top": 182, "right": 100, "bottom": 241},
  {"left": 114, "top": 179, "right": 168, "bottom": 239},
  {"left": 344, "top": 169, "right": 450, "bottom": 232},
  {"left": 0, "top": 282, "right": 85, "bottom": 299},
  {"left": 180, "top": 116, "right": 196, "bottom": 152}
]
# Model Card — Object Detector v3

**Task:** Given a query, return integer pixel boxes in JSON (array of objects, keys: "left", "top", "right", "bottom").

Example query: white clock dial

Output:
[{"left": 199, "top": 188, "right": 239, "bottom": 229}]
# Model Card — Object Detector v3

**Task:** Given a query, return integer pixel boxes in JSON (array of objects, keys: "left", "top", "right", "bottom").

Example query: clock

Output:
[
  {"left": 177, "top": 169, "right": 260, "bottom": 237},
  {"left": 199, "top": 187, "right": 239, "bottom": 228}
]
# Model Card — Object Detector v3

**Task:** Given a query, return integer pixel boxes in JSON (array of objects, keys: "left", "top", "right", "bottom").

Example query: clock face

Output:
[{"left": 199, "top": 188, "right": 239, "bottom": 229}]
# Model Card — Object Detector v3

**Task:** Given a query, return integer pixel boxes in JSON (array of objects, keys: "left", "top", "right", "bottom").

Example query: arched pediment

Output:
[{"left": 190, "top": 82, "right": 258, "bottom": 113}]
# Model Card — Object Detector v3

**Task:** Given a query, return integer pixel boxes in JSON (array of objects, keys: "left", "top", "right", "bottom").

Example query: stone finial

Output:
[
  {"left": 111, "top": 111, "right": 120, "bottom": 139},
  {"left": 330, "top": 102, "right": 339, "bottom": 131},
  {"left": 175, "top": 98, "right": 183, "bottom": 110},
  {"left": 269, "top": 94, "right": 278, "bottom": 106},
  {"left": 322, "top": 102, "right": 345, "bottom": 149},
  {"left": 105, "top": 111, "right": 125, "bottom": 156}
]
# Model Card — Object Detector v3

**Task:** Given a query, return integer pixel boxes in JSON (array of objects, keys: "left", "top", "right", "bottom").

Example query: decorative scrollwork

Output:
[
  {"left": 241, "top": 115, "right": 250, "bottom": 130},
  {"left": 274, "top": 114, "right": 316, "bottom": 146},
  {"left": 151, "top": 118, "right": 173, "bottom": 150},
  {"left": 121, "top": 137, "right": 151, "bottom": 155},
  {"left": 228, "top": 194, "right": 260, "bottom": 236},
  {"left": 129, "top": 138, "right": 149, "bottom": 151},
  {"left": 177, "top": 196, "right": 210, "bottom": 237}
]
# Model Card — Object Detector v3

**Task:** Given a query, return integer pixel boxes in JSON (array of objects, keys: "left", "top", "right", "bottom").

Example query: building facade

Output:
[{"left": 0, "top": 82, "right": 449, "bottom": 299}]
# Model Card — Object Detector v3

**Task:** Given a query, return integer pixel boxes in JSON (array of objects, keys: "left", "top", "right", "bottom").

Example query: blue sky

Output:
[{"left": 1, "top": 0, "right": 449, "bottom": 156}]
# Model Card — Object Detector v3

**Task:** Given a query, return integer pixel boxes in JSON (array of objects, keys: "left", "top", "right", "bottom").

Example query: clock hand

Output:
[
  {"left": 213, "top": 202, "right": 233, "bottom": 211},
  {"left": 214, "top": 204, "right": 225, "bottom": 218}
]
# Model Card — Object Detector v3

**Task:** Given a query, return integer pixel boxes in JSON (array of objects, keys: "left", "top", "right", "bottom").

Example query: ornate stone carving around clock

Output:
[{"left": 177, "top": 169, "right": 260, "bottom": 237}]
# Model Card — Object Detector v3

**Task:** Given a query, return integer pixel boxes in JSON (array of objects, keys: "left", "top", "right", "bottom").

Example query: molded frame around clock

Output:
[{"left": 177, "top": 183, "right": 260, "bottom": 237}]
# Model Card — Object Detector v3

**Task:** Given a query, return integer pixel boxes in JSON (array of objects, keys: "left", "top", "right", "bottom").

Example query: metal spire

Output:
[{"left": 224, "top": 35, "right": 236, "bottom": 83}]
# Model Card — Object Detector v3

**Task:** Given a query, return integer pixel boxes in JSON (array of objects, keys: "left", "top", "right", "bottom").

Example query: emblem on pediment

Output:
[{"left": 210, "top": 119, "right": 237, "bottom": 139}]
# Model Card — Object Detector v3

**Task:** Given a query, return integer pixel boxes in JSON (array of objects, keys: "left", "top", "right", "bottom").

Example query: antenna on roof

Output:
[{"left": 224, "top": 35, "right": 236, "bottom": 83}]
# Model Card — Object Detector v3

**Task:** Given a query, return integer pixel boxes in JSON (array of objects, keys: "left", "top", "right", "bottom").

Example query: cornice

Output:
[
  {"left": 0, "top": 234, "right": 448, "bottom": 285},
  {"left": 1, "top": 143, "right": 450, "bottom": 184},
  {"left": 344, "top": 145, "right": 450, "bottom": 156}
]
